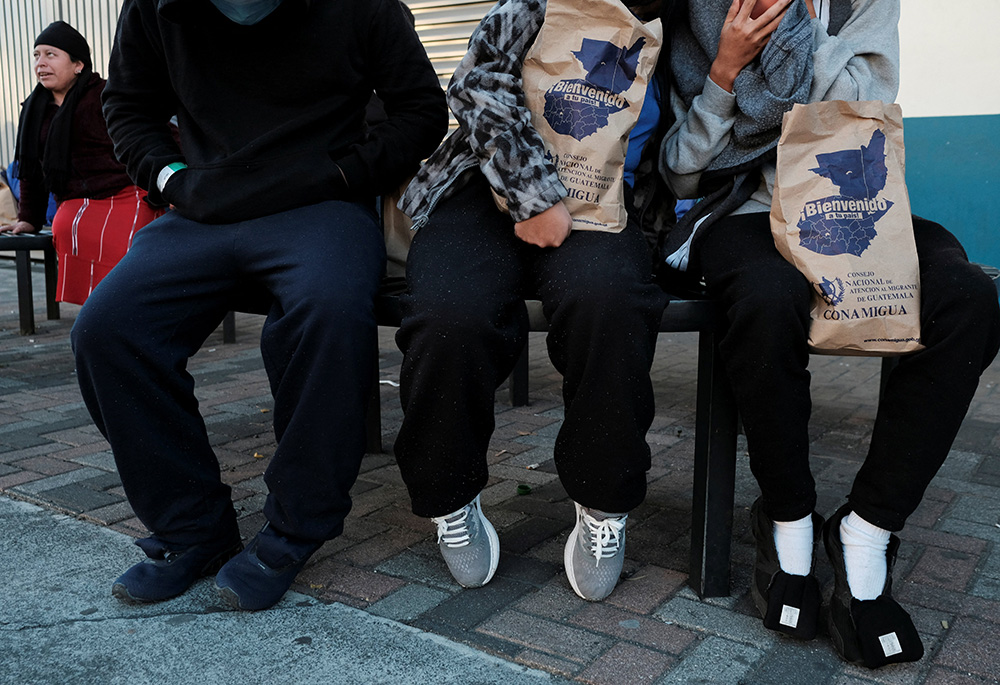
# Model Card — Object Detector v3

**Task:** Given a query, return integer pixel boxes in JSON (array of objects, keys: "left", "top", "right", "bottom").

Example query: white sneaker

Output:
[
  {"left": 564, "top": 501, "right": 627, "bottom": 601},
  {"left": 431, "top": 494, "right": 499, "bottom": 588}
]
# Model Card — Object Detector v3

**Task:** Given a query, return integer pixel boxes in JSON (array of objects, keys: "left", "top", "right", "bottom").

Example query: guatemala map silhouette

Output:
[
  {"left": 797, "top": 128, "right": 893, "bottom": 257},
  {"left": 543, "top": 37, "right": 644, "bottom": 140}
]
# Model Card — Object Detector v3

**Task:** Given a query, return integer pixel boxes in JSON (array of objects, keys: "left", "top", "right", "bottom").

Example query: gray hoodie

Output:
[{"left": 662, "top": 0, "right": 900, "bottom": 214}]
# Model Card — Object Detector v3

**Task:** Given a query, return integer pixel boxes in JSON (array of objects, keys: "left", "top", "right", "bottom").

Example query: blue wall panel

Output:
[{"left": 903, "top": 114, "right": 999, "bottom": 268}]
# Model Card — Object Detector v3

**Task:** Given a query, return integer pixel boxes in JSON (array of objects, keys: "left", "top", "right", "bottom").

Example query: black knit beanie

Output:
[{"left": 34, "top": 21, "right": 92, "bottom": 70}]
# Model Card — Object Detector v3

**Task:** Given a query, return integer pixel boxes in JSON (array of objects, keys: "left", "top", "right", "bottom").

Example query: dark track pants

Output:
[
  {"left": 698, "top": 212, "right": 1000, "bottom": 530},
  {"left": 71, "top": 200, "right": 385, "bottom": 547},
  {"left": 395, "top": 175, "right": 667, "bottom": 518}
]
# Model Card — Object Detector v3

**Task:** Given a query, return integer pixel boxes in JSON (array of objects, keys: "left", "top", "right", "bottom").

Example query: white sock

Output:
[
  {"left": 840, "top": 511, "right": 891, "bottom": 600},
  {"left": 773, "top": 514, "right": 814, "bottom": 576}
]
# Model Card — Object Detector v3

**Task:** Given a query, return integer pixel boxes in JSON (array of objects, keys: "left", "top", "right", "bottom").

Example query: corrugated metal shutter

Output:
[
  {"left": 0, "top": 0, "right": 488, "bottom": 166},
  {"left": 408, "top": 0, "right": 492, "bottom": 93}
]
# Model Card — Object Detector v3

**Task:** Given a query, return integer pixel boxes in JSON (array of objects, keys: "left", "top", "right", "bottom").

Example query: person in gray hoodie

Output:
[{"left": 659, "top": 0, "right": 1000, "bottom": 667}]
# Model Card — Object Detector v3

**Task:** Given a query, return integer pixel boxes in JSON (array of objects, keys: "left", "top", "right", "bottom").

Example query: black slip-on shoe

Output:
[
  {"left": 823, "top": 504, "right": 924, "bottom": 668},
  {"left": 749, "top": 498, "right": 823, "bottom": 640},
  {"left": 112, "top": 533, "right": 243, "bottom": 604}
]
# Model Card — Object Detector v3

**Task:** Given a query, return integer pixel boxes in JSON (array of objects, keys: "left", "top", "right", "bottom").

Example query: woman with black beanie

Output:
[{"left": 0, "top": 21, "right": 163, "bottom": 305}]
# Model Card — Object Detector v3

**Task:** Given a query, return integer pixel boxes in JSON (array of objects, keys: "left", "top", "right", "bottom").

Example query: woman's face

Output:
[{"left": 33, "top": 44, "right": 83, "bottom": 102}]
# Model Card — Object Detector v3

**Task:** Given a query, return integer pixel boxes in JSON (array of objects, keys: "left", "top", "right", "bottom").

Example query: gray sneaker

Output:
[
  {"left": 431, "top": 494, "right": 499, "bottom": 588},
  {"left": 564, "top": 501, "right": 628, "bottom": 601}
]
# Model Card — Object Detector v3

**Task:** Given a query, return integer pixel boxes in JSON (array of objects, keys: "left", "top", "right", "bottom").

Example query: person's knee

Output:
[
  {"left": 408, "top": 308, "right": 502, "bottom": 351},
  {"left": 398, "top": 292, "right": 519, "bottom": 370},
  {"left": 283, "top": 289, "right": 379, "bottom": 342},
  {"left": 955, "top": 265, "right": 1000, "bottom": 312},
  {"left": 554, "top": 280, "right": 656, "bottom": 333},
  {"left": 728, "top": 269, "right": 811, "bottom": 332},
  {"left": 408, "top": 286, "right": 509, "bottom": 334},
  {"left": 924, "top": 264, "right": 1000, "bottom": 356},
  {"left": 71, "top": 291, "right": 130, "bottom": 360},
  {"left": 925, "top": 262, "right": 999, "bottom": 322}
]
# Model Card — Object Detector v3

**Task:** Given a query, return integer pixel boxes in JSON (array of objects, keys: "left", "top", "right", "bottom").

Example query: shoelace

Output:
[
  {"left": 583, "top": 512, "right": 626, "bottom": 567},
  {"left": 434, "top": 507, "right": 472, "bottom": 548}
]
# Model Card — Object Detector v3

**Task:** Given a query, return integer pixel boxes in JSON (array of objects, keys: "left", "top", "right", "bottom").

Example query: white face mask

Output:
[{"left": 209, "top": 0, "right": 283, "bottom": 25}]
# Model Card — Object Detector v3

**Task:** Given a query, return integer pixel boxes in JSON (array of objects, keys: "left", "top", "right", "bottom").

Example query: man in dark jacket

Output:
[{"left": 71, "top": 0, "right": 447, "bottom": 611}]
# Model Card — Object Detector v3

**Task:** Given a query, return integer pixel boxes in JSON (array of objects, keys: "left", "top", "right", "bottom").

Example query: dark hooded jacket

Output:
[{"left": 103, "top": 0, "right": 448, "bottom": 223}]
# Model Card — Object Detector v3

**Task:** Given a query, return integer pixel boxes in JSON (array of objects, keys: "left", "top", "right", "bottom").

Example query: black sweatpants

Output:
[
  {"left": 72, "top": 200, "right": 385, "bottom": 548},
  {"left": 395, "top": 174, "right": 667, "bottom": 518},
  {"left": 698, "top": 212, "right": 1000, "bottom": 530}
]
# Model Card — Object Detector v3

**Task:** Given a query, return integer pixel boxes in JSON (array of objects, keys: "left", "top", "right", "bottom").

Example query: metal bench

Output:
[
  {"left": 0, "top": 232, "right": 59, "bottom": 335},
  {"left": 222, "top": 263, "right": 1000, "bottom": 599}
]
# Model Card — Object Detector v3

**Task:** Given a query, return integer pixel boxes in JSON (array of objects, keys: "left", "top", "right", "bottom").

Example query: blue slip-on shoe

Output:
[
  {"left": 215, "top": 523, "right": 322, "bottom": 611},
  {"left": 112, "top": 533, "right": 243, "bottom": 604}
]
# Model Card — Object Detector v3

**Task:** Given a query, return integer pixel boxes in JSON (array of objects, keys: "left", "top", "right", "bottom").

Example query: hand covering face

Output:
[{"left": 670, "top": 0, "right": 814, "bottom": 175}]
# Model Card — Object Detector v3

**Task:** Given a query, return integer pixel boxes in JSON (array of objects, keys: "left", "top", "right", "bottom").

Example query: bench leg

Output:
[
  {"left": 509, "top": 341, "right": 529, "bottom": 407},
  {"left": 43, "top": 246, "right": 60, "bottom": 320},
  {"left": 15, "top": 250, "right": 36, "bottom": 335},
  {"left": 365, "top": 342, "right": 383, "bottom": 453},
  {"left": 689, "top": 329, "right": 739, "bottom": 598}
]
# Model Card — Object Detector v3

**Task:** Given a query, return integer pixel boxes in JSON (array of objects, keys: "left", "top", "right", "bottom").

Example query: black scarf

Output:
[{"left": 14, "top": 67, "right": 94, "bottom": 195}]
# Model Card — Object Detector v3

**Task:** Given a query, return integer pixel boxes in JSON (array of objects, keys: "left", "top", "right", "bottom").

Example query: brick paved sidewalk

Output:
[{"left": 2, "top": 259, "right": 999, "bottom": 684}]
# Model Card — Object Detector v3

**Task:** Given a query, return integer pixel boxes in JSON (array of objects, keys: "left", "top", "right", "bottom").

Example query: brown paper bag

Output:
[
  {"left": 521, "top": 0, "right": 661, "bottom": 232},
  {"left": 382, "top": 178, "right": 413, "bottom": 285},
  {"left": 771, "top": 100, "right": 923, "bottom": 356},
  {"left": 0, "top": 181, "right": 17, "bottom": 224}
]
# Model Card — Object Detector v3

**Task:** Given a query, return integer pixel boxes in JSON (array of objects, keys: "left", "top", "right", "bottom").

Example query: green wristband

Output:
[{"left": 156, "top": 162, "right": 188, "bottom": 193}]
